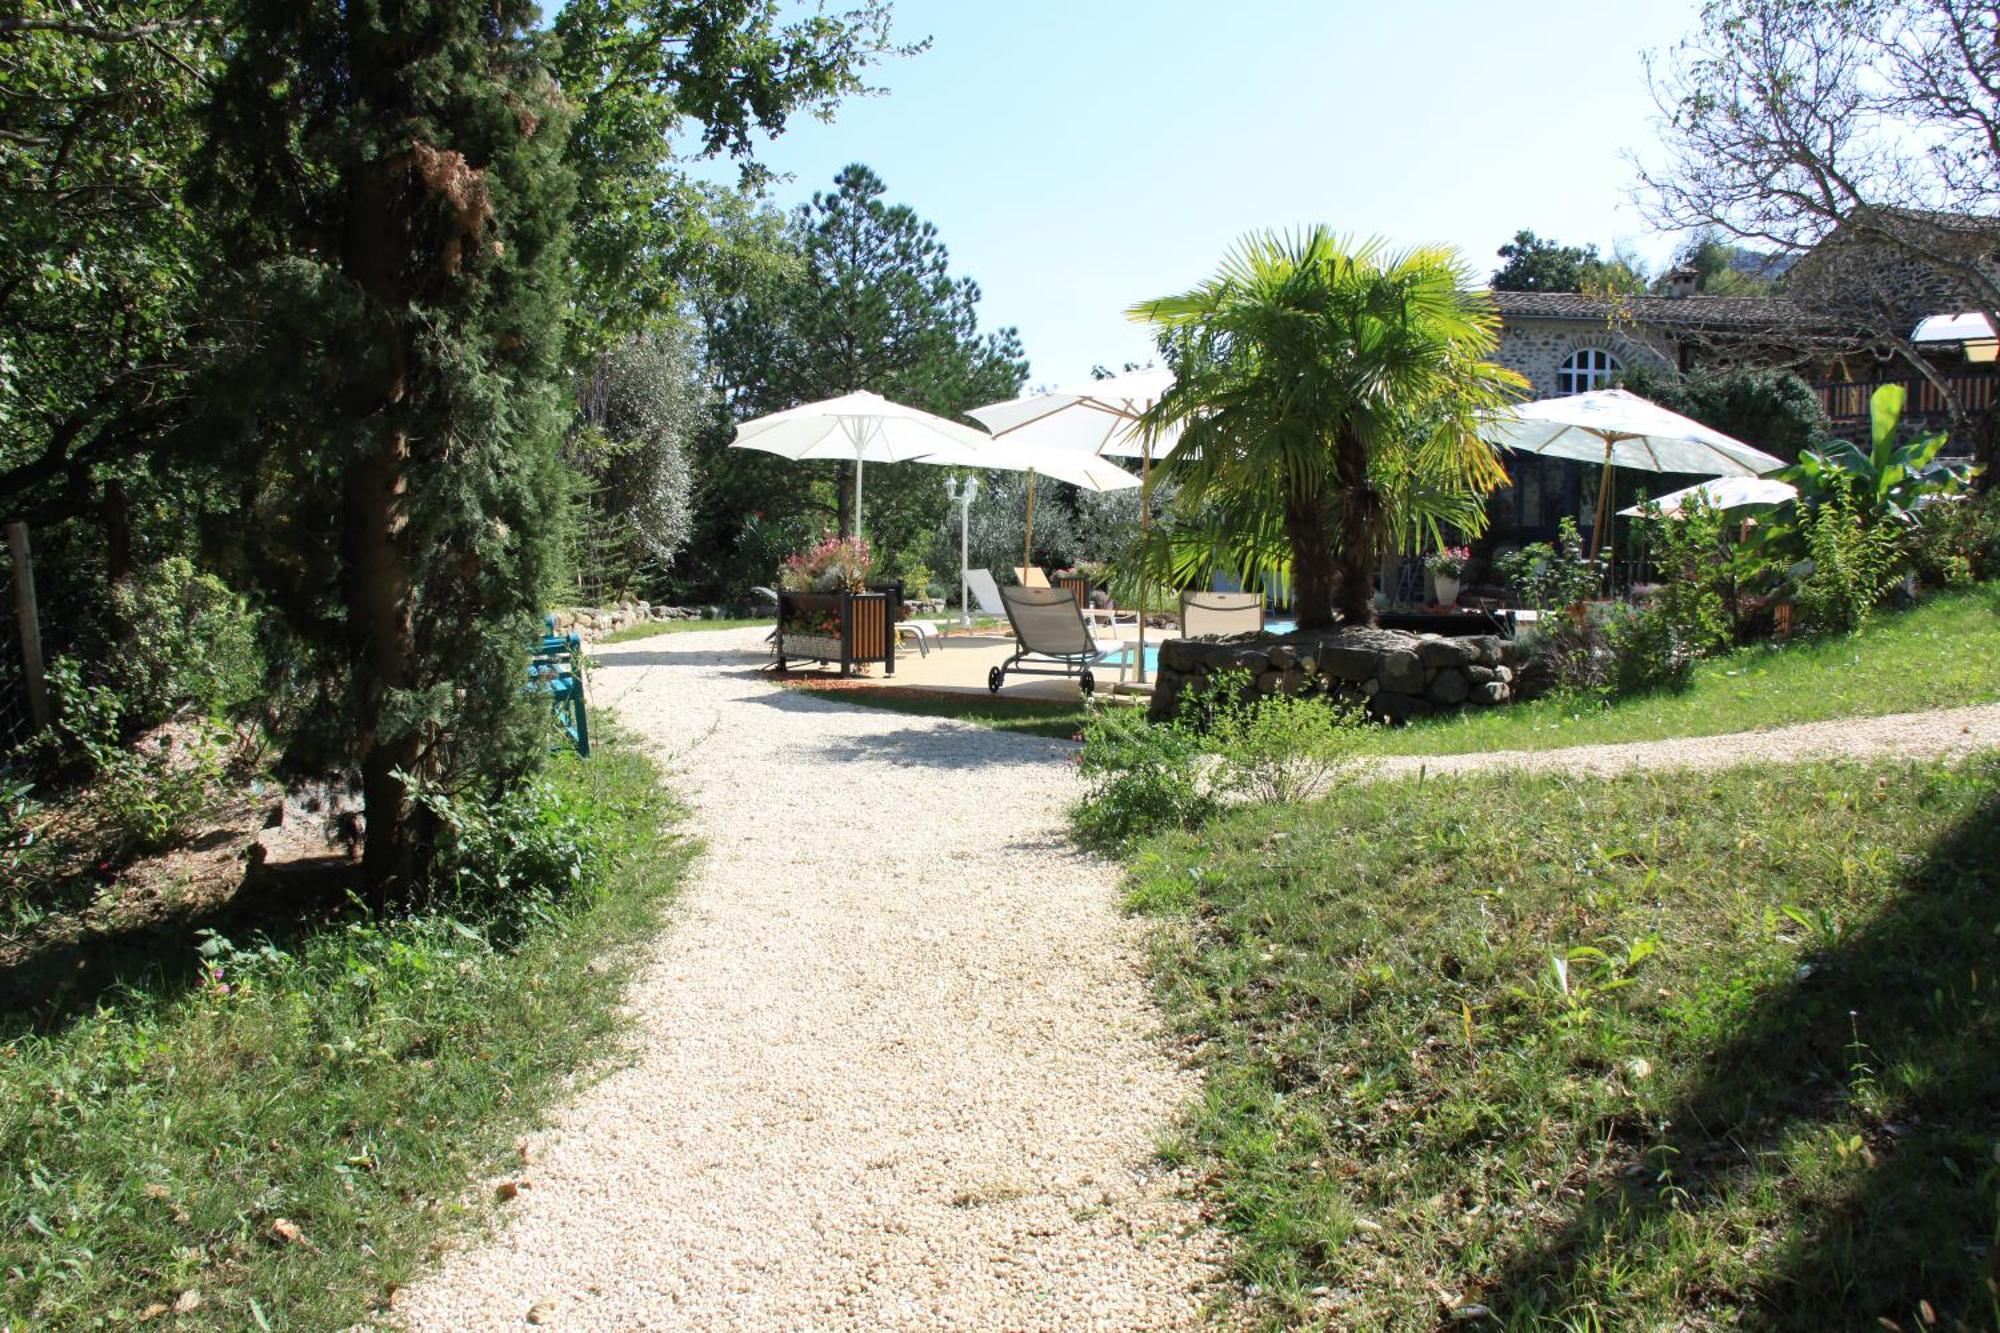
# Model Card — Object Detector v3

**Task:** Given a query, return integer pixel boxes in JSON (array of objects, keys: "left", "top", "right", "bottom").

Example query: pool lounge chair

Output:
[
  {"left": 1013, "top": 565, "right": 1052, "bottom": 589},
  {"left": 1179, "top": 589, "right": 1265, "bottom": 637},
  {"left": 990, "top": 585, "right": 1116, "bottom": 697},
  {"left": 966, "top": 568, "right": 1009, "bottom": 618}
]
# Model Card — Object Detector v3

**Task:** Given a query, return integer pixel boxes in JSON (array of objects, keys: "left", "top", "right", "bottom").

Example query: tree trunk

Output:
[
  {"left": 1333, "top": 425, "right": 1383, "bottom": 625},
  {"left": 1283, "top": 489, "right": 1339, "bottom": 629},
  {"left": 345, "top": 128, "right": 423, "bottom": 904}
]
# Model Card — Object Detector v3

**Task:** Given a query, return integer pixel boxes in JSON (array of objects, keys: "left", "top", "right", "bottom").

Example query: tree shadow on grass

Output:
[
  {"left": 1483, "top": 772, "right": 2000, "bottom": 1330},
  {"left": 0, "top": 854, "right": 360, "bottom": 1040}
]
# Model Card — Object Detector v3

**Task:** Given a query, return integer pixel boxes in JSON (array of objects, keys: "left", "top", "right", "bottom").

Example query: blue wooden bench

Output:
[{"left": 529, "top": 618, "right": 589, "bottom": 758}]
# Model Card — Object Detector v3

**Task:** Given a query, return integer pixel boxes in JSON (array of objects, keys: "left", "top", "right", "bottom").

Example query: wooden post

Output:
[{"left": 7, "top": 521, "right": 49, "bottom": 731}]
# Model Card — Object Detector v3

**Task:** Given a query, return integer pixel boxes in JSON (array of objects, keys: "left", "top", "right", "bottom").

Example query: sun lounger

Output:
[
  {"left": 967, "top": 568, "right": 1009, "bottom": 618},
  {"left": 1179, "top": 589, "right": 1265, "bottom": 637},
  {"left": 990, "top": 585, "right": 1115, "bottom": 697},
  {"left": 1013, "top": 566, "right": 1052, "bottom": 589},
  {"left": 895, "top": 619, "right": 942, "bottom": 656}
]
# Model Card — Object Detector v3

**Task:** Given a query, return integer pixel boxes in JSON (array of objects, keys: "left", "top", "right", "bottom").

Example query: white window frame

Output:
[{"left": 1556, "top": 346, "right": 1620, "bottom": 395}]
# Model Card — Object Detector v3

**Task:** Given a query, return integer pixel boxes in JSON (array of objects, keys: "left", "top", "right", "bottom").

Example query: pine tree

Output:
[
  {"left": 203, "top": 0, "right": 575, "bottom": 899},
  {"left": 700, "top": 164, "right": 1027, "bottom": 582}
]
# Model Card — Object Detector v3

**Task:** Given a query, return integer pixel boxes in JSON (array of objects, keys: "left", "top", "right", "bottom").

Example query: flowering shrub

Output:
[
  {"left": 1424, "top": 545, "right": 1472, "bottom": 579},
  {"left": 778, "top": 534, "right": 873, "bottom": 593}
]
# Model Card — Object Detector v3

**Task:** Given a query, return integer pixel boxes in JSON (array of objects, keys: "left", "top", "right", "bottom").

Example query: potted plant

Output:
[
  {"left": 1424, "top": 545, "right": 1472, "bottom": 607},
  {"left": 776, "top": 535, "right": 895, "bottom": 675}
]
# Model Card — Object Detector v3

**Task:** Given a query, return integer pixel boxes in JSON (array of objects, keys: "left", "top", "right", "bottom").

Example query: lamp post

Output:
[{"left": 945, "top": 473, "right": 979, "bottom": 626}]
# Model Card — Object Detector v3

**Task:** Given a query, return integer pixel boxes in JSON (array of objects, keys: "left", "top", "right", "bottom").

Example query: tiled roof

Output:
[{"left": 1488, "top": 290, "right": 1832, "bottom": 331}]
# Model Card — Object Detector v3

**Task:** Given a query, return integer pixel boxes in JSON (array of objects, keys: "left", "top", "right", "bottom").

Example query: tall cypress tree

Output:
[{"left": 203, "top": 0, "right": 574, "bottom": 899}]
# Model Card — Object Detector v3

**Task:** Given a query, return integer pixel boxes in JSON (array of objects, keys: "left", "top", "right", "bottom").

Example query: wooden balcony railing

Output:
[{"left": 1815, "top": 373, "right": 1997, "bottom": 423}]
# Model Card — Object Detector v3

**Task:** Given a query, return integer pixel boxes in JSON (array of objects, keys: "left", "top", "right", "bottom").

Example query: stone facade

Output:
[
  {"left": 1490, "top": 317, "right": 1676, "bottom": 399},
  {"left": 1148, "top": 627, "right": 1525, "bottom": 725}
]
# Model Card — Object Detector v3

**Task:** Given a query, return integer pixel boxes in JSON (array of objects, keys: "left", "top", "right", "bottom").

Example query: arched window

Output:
[{"left": 1556, "top": 347, "right": 1620, "bottom": 395}]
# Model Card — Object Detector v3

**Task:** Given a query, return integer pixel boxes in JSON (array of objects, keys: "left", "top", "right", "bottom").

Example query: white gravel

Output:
[
  {"left": 391, "top": 627, "right": 1223, "bottom": 1332},
  {"left": 1366, "top": 702, "right": 2000, "bottom": 781}
]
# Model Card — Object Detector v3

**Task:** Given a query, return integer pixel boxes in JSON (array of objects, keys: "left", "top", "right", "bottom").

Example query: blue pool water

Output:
[{"left": 1109, "top": 618, "right": 1297, "bottom": 675}]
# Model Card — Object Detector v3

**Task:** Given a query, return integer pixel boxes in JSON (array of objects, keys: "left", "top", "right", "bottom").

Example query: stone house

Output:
[{"left": 1484, "top": 251, "right": 1998, "bottom": 546}]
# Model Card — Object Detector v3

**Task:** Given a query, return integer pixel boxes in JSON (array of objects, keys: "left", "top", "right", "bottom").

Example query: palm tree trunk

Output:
[
  {"left": 1333, "top": 425, "right": 1382, "bottom": 625},
  {"left": 1284, "top": 489, "right": 1339, "bottom": 630}
]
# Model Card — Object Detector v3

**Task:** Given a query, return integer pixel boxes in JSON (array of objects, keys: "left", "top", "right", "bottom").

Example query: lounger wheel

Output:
[
  {"left": 987, "top": 666, "right": 1003, "bottom": 694},
  {"left": 1079, "top": 670, "right": 1094, "bottom": 697}
]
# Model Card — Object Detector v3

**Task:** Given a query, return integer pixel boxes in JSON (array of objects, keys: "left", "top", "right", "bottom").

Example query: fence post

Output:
[{"left": 6, "top": 521, "right": 49, "bottom": 732}]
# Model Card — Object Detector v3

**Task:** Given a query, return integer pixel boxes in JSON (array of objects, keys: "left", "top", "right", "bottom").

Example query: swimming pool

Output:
[{"left": 1106, "top": 618, "right": 1297, "bottom": 676}]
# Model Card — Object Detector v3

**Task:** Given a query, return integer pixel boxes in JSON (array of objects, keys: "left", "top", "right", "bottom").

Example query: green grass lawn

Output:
[
  {"left": 1127, "top": 754, "right": 2000, "bottom": 1330},
  {"left": 0, "top": 737, "right": 689, "bottom": 1330},
  {"left": 1371, "top": 585, "right": 2000, "bottom": 756},
  {"left": 597, "top": 615, "right": 770, "bottom": 643}
]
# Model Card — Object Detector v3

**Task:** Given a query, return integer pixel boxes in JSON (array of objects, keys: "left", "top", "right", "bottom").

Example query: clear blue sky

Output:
[{"left": 704, "top": 0, "right": 1707, "bottom": 390}]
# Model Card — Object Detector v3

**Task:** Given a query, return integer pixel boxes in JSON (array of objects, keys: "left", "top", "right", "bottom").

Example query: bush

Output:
[
  {"left": 1206, "top": 682, "right": 1365, "bottom": 805},
  {"left": 1071, "top": 704, "right": 1215, "bottom": 852},
  {"left": 1493, "top": 517, "right": 1602, "bottom": 610},
  {"left": 1793, "top": 493, "right": 1905, "bottom": 635},
  {"left": 1510, "top": 602, "right": 1628, "bottom": 699},
  {"left": 1907, "top": 490, "right": 2000, "bottom": 587},
  {"left": 108, "top": 556, "right": 262, "bottom": 725},
  {"left": 38, "top": 657, "right": 229, "bottom": 854},
  {"left": 1071, "top": 679, "right": 1368, "bottom": 850},
  {"left": 1611, "top": 496, "right": 1733, "bottom": 694}
]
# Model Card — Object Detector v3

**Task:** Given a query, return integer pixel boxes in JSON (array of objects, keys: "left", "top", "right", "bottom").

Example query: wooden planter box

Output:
[
  {"left": 1056, "top": 574, "right": 1089, "bottom": 609},
  {"left": 776, "top": 590, "right": 896, "bottom": 677}
]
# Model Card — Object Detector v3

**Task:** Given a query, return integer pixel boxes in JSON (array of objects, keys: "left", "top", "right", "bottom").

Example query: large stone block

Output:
[
  {"left": 1474, "top": 681, "right": 1511, "bottom": 705},
  {"left": 1369, "top": 691, "right": 1434, "bottom": 723},
  {"left": 1468, "top": 635, "right": 1506, "bottom": 667},
  {"left": 1416, "top": 636, "right": 1480, "bottom": 668},
  {"left": 1428, "top": 667, "right": 1471, "bottom": 704},
  {"left": 1321, "top": 646, "right": 1381, "bottom": 682},
  {"left": 1379, "top": 649, "right": 1425, "bottom": 695}
]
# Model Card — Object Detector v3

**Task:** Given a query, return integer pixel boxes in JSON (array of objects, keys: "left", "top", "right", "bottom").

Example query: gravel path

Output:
[
  {"left": 1365, "top": 702, "right": 2000, "bottom": 781},
  {"left": 392, "top": 628, "right": 1222, "bottom": 1331}
]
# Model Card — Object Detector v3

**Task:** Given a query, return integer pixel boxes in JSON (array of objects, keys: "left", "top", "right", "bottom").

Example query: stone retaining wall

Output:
[{"left": 1149, "top": 626, "right": 1526, "bottom": 724}]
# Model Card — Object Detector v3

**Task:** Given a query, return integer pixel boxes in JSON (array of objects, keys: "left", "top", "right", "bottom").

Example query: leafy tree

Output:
[
  {"left": 1616, "top": 363, "right": 1830, "bottom": 463},
  {"left": 0, "top": 0, "right": 229, "bottom": 669},
  {"left": 201, "top": 0, "right": 578, "bottom": 899},
  {"left": 698, "top": 163, "right": 1027, "bottom": 593},
  {"left": 543, "top": 0, "right": 912, "bottom": 355},
  {"left": 1642, "top": 0, "right": 2000, "bottom": 480},
  {"left": 1130, "top": 231, "right": 1524, "bottom": 629},
  {"left": 567, "top": 330, "right": 705, "bottom": 602},
  {"left": 1666, "top": 227, "right": 1783, "bottom": 296},
  {"left": 1491, "top": 229, "right": 1645, "bottom": 294}
]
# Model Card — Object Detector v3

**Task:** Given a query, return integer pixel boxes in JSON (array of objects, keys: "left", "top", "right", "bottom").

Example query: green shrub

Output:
[
  {"left": 1493, "top": 516, "right": 1602, "bottom": 611},
  {"left": 1206, "top": 684, "right": 1365, "bottom": 805},
  {"left": 1071, "top": 704, "right": 1216, "bottom": 852},
  {"left": 1793, "top": 493, "right": 1905, "bottom": 635},
  {"left": 1510, "top": 602, "right": 1627, "bottom": 699},
  {"left": 39, "top": 657, "right": 229, "bottom": 853},
  {"left": 1907, "top": 489, "right": 2000, "bottom": 587},
  {"left": 1612, "top": 496, "right": 1733, "bottom": 694},
  {"left": 108, "top": 556, "right": 262, "bottom": 725}
]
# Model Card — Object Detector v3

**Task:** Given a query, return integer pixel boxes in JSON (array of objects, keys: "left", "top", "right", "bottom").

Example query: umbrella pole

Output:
[
  {"left": 854, "top": 457, "right": 865, "bottom": 541},
  {"left": 1023, "top": 470, "right": 1036, "bottom": 570},
  {"left": 1136, "top": 440, "right": 1150, "bottom": 685},
  {"left": 1590, "top": 449, "right": 1614, "bottom": 590}
]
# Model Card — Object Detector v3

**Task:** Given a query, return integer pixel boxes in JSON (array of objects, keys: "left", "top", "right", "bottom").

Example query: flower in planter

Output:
[
  {"left": 1424, "top": 545, "right": 1472, "bottom": 579},
  {"left": 779, "top": 533, "right": 874, "bottom": 592}
]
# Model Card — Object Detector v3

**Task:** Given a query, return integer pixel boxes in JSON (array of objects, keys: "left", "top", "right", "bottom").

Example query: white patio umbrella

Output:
[
  {"left": 1483, "top": 388, "right": 1788, "bottom": 558},
  {"left": 1617, "top": 476, "right": 1797, "bottom": 518},
  {"left": 729, "top": 390, "right": 994, "bottom": 538},
  {"left": 968, "top": 368, "right": 1180, "bottom": 458},
  {"left": 970, "top": 368, "right": 1177, "bottom": 682}
]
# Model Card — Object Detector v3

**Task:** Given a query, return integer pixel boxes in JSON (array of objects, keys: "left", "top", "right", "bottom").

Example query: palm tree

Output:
[{"left": 1127, "top": 230, "right": 1523, "bottom": 628}]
